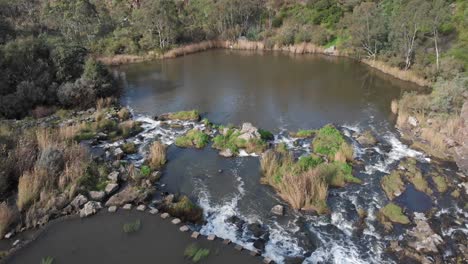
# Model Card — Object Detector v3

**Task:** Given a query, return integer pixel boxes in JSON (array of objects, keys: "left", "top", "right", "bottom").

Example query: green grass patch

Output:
[
  {"left": 380, "top": 203, "right": 410, "bottom": 224},
  {"left": 140, "top": 165, "right": 151, "bottom": 177},
  {"left": 291, "top": 129, "right": 315, "bottom": 138},
  {"left": 184, "top": 243, "right": 210, "bottom": 263},
  {"left": 258, "top": 129, "right": 274, "bottom": 141},
  {"left": 122, "top": 142, "right": 137, "bottom": 154},
  {"left": 212, "top": 129, "right": 244, "bottom": 153},
  {"left": 312, "top": 124, "right": 346, "bottom": 159},
  {"left": 175, "top": 129, "right": 210, "bottom": 148},
  {"left": 166, "top": 196, "right": 203, "bottom": 223},
  {"left": 381, "top": 171, "right": 405, "bottom": 200},
  {"left": 319, "top": 162, "right": 361, "bottom": 187},
  {"left": 432, "top": 175, "right": 448, "bottom": 193},
  {"left": 168, "top": 110, "right": 199, "bottom": 121},
  {"left": 123, "top": 219, "right": 141, "bottom": 233},
  {"left": 78, "top": 162, "right": 109, "bottom": 191},
  {"left": 296, "top": 155, "right": 323, "bottom": 171}
]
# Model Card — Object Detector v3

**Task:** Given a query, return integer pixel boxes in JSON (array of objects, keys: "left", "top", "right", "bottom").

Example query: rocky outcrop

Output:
[
  {"left": 80, "top": 201, "right": 102, "bottom": 218},
  {"left": 270, "top": 205, "right": 284, "bottom": 216},
  {"left": 238, "top": 123, "right": 261, "bottom": 141},
  {"left": 105, "top": 186, "right": 146, "bottom": 207},
  {"left": 407, "top": 213, "right": 443, "bottom": 253},
  {"left": 219, "top": 148, "right": 233, "bottom": 158}
]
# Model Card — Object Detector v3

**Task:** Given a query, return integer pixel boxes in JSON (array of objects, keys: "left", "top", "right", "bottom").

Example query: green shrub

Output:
[
  {"left": 140, "top": 165, "right": 151, "bottom": 177},
  {"left": 258, "top": 129, "right": 274, "bottom": 141},
  {"left": 175, "top": 129, "right": 210, "bottom": 148},
  {"left": 296, "top": 155, "right": 323, "bottom": 171},
  {"left": 312, "top": 124, "right": 345, "bottom": 158},
  {"left": 166, "top": 196, "right": 203, "bottom": 223}
]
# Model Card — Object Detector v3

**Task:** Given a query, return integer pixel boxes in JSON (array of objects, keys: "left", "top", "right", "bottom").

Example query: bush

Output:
[{"left": 166, "top": 196, "right": 203, "bottom": 223}]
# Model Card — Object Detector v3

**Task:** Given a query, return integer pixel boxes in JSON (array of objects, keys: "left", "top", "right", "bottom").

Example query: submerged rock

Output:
[
  {"left": 270, "top": 205, "right": 284, "bottom": 216},
  {"left": 356, "top": 130, "right": 377, "bottom": 146},
  {"left": 247, "top": 222, "right": 269, "bottom": 238},
  {"left": 253, "top": 238, "right": 266, "bottom": 252}
]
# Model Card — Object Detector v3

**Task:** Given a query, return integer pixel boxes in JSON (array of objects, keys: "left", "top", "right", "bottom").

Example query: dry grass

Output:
[
  {"left": 148, "top": 141, "right": 166, "bottom": 170},
  {"left": 96, "top": 97, "right": 115, "bottom": 111},
  {"left": 391, "top": 100, "right": 398, "bottom": 114},
  {"left": 362, "top": 59, "right": 430, "bottom": 87},
  {"left": 0, "top": 202, "right": 16, "bottom": 237},
  {"left": 17, "top": 169, "right": 44, "bottom": 211},
  {"left": 334, "top": 142, "right": 353, "bottom": 163},
  {"left": 260, "top": 150, "right": 294, "bottom": 186},
  {"left": 117, "top": 107, "right": 131, "bottom": 120},
  {"left": 278, "top": 168, "right": 328, "bottom": 213}
]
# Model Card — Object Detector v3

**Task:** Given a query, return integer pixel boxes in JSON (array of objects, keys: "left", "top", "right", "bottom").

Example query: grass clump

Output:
[
  {"left": 78, "top": 163, "right": 110, "bottom": 192},
  {"left": 148, "top": 141, "right": 166, "bottom": 170},
  {"left": 168, "top": 110, "right": 200, "bottom": 121},
  {"left": 379, "top": 203, "right": 410, "bottom": 225},
  {"left": 117, "top": 107, "right": 131, "bottom": 120},
  {"left": 175, "top": 129, "right": 210, "bottom": 148},
  {"left": 381, "top": 171, "right": 406, "bottom": 200},
  {"left": 123, "top": 219, "right": 141, "bottom": 233},
  {"left": 319, "top": 162, "right": 361, "bottom": 187},
  {"left": 432, "top": 175, "right": 448, "bottom": 193},
  {"left": 258, "top": 129, "right": 274, "bottom": 141},
  {"left": 41, "top": 256, "right": 55, "bottom": 264},
  {"left": 140, "top": 165, "right": 151, "bottom": 177},
  {"left": 122, "top": 142, "right": 137, "bottom": 154},
  {"left": 312, "top": 124, "right": 350, "bottom": 160},
  {"left": 291, "top": 129, "right": 315, "bottom": 138},
  {"left": 0, "top": 202, "right": 16, "bottom": 237},
  {"left": 213, "top": 128, "right": 268, "bottom": 155},
  {"left": 166, "top": 196, "right": 203, "bottom": 223},
  {"left": 184, "top": 243, "right": 210, "bottom": 263}
]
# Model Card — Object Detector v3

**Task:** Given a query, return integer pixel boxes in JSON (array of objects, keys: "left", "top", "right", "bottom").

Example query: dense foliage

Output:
[{"left": 0, "top": 0, "right": 466, "bottom": 118}]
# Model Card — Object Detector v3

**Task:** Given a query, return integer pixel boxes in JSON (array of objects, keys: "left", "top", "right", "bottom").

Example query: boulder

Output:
[
  {"left": 407, "top": 213, "right": 443, "bottom": 253},
  {"left": 70, "top": 194, "right": 88, "bottom": 209},
  {"left": 80, "top": 201, "right": 102, "bottom": 218},
  {"left": 356, "top": 131, "right": 378, "bottom": 146},
  {"left": 114, "top": 148, "right": 124, "bottom": 160},
  {"left": 108, "top": 206, "right": 117, "bottom": 213},
  {"left": 238, "top": 123, "right": 261, "bottom": 141},
  {"left": 253, "top": 238, "right": 266, "bottom": 251},
  {"left": 219, "top": 148, "right": 234, "bottom": 158},
  {"left": 408, "top": 116, "right": 418, "bottom": 127},
  {"left": 107, "top": 171, "right": 120, "bottom": 182},
  {"left": 105, "top": 183, "right": 119, "bottom": 195},
  {"left": 324, "top": 45, "right": 336, "bottom": 54},
  {"left": 37, "top": 148, "right": 64, "bottom": 176},
  {"left": 105, "top": 186, "right": 141, "bottom": 207},
  {"left": 136, "top": 204, "right": 146, "bottom": 211},
  {"left": 247, "top": 222, "right": 268, "bottom": 238},
  {"left": 89, "top": 191, "right": 106, "bottom": 201},
  {"left": 164, "top": 194, "right": 175, "bottom": 204},
  {"left": 271, "top": 205, "right": 284, "bottom": 216}
]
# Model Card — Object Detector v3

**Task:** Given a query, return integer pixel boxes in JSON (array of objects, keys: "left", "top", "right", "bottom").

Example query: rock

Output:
[
  {"left": 96, "top": 132, "right": 107, "bottom": 140},
  {"left": 149, "top": 208, "right": 159, "bottom": 214},
  {"left": 114, "top": 148, "right": 124, "bottom": 160},
  {"left": 249, "top": 250, "right": 260, "bottom": 256},
  {"left": 247, "top": 222, "right": 268, "bottom": 238},
  {"left": 37, "top": 147, "right": 64, "bottom": 176},
  {"left": 107, "top": 171, "right": 120, "bottom": 182},
  {"left": 108, "top": 206, "right": 117, "bottom": 213},
  {"left": 356, "top": 131, "right": 378, "bottom": 146},
  {"left": 4, "top": 231, "right": 14, "bottom": 239},
  {"left": 164, "top": 194, "right": 175, "bottom": 204},
  {"left": 324, "top": 45, "right": 336, "bottom": 54},
  {"left": 70, "top": 194, "right": 88, "bottom": 209},
  {"left": 263, "top": 257, "right": 273, "bottom": 264},
  {"left": 253, "top": 238, "right": 266, "bottom": 251},
  {"left": 284, "top": 256, "right": 306, "bottom": 264},
  {"left": 172, "top": 218, "right": 181, "bottom": 225},
  {"left": 219, "top": 148, "right": 234, "bottom": 157},
  {"left": 80, "top": 201, "right": 102, "bottom": 218},
  {"left": 222, "top": 239, "right": 231, "bottom": 245},
  {"left": 271, "top": 205, "right": 284, "bottom": 216},
  {"left": 234, "top": 244, "right": 243, "bottom": 251},
  {"left": 191, "top": 231, "right": 200, "bottom": 239},
  {"left": 207, "top": 234, "right": 216, "bottom": 241},
  {"left": 89, "top": 191, "right": 105, "bottom": 201},
  {"left": 238, "top": 123, "right": 261, "bottom": 141},
  {"left": 218, "top": 169, "right": 223, "bottom": 173},
  {"left": 407, "top": 213, "right": 443, "bottom": 253},
  {"left": 136, "top": 204, "right": 146, "bottom": 211},
  {"left": 408, "top": 116, "right": 418, "bottom": 127},
  {"left": 179, "top": 225, "right": 189, "bottom": 232},
  {"left": 12, "top": 239, "right": 20, "bottom": 247},
  {"left": 161, "top": 213, "right": 170, "bottom": 219},
  {"left": 122, "top": 204, "right": 132, "bottom": 210},
  {"left": 105, "top": 186, "right": 141, "bottom": 207},
  {"left": 105, "top": 183, "right": 119, "bottom": 195},
  {"left": 225, "top": 215, "right": 245, "bottom": 230}
]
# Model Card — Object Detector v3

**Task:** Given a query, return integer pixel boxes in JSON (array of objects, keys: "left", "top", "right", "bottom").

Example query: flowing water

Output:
[{"left": 111, "top": 50, "right": 466, "bottom": 264}]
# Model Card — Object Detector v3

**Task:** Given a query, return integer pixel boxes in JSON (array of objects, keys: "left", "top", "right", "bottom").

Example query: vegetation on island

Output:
[
  {"left": 379, "top": 203, "right": 410, "bottom": 226},
  {"left": 175, "top": 129, "right": 210, "bottom": 149},
  {"left": 261, "top": 124, "right": 360, "bottom": 214}
]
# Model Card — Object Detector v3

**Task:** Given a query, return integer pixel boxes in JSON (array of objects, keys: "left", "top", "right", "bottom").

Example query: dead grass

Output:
[
  {"left": 96, "top": 97, "right": 115, "bottom": 112},
  {"left": 334, "top": 142, "right": 354, "bottom": 163},
  {"left": 362, "top": 60, "right": 430, "bottom": 87},
  {"left": 148, "top": 141, "right": 166, "bottom": 170},
  {"left": 0, "top": 202, "right": 16, "bottom": 237},
  {"left": 278, "top": 168, "right": 328, "bottom": 213},
  {"left": 17, "top": 169, "right": 43, "bottom": 211}
]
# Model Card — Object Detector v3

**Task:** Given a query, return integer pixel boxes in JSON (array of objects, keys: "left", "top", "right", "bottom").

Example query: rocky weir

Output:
[{"left": 1, "top": 105, "right": 466, "bottom": 264}]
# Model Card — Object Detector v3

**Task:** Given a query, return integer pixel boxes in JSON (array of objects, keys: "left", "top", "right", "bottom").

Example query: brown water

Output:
[{"left": 118, "top": 49, "right": 419, "bottom": 131}]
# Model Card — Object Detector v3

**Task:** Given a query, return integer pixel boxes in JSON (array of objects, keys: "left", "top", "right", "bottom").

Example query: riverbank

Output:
[
  {"left": 3, "top": 210, "right": 262, "bottom": 264},
  {"left": 96, "top": 40, "right": 430, "bottom": 87}
]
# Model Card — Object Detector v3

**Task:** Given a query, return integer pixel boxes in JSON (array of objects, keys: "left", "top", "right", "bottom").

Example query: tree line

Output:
[{"left": 0, "top": 0, "right": 467, "bottom": 118}]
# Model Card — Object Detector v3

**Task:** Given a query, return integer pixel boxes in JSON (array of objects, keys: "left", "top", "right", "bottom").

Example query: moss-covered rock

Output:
[
  {"left": 379, "top": 203, "right": 410, "bottom": 225},
  {"left": 431, "top": 174, "right": 448, "bottom": 193},
  {"left": 381, "top": 171, "right": 406, "bottom": 200}
]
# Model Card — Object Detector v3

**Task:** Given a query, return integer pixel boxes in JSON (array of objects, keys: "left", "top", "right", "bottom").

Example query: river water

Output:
[{"left": 113, "top": 50, "right": 466, "bottom": 264}]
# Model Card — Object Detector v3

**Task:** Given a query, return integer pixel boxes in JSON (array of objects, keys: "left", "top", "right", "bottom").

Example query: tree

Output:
[
  {"left": 389, "top": 0, "right": 430, "bottom": 70},
  {"left": 344, "top": 2, "right": 387, "bottom": 59},
  {"left": 428, "top": 0, "right": 451, "bottom": 71},
  {"left": 133, "top": 0, "right": 180, "bottom": 50}
]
